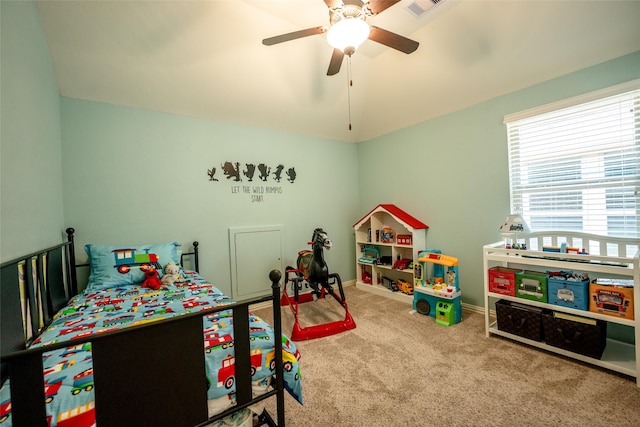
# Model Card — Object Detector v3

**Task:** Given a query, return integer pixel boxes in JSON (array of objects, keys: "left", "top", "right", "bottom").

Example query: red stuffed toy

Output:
[{"left": 142, "top": 266, "right": 162, "bottom": 290}]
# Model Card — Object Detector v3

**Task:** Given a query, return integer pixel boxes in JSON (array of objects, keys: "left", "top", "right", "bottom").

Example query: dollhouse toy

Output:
[
  {"left": 353, "top": 204, "right": 428, "bottom": 305},
  {"left": 413, "top": 250, "right": 462, "bottom": 325}
]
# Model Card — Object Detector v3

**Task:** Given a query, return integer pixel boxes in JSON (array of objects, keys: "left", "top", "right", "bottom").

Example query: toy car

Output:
[
  {"left": 381, "top": 276, "right": 399, "bottom": 292},
  {"left": 396, "top": 279, "right": 413, "bottom": 295},
  {"left": 393, "top": 258, "right": 412, "bottom": 270}
]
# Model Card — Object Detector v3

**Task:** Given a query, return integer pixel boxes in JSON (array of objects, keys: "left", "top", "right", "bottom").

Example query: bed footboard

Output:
[{"left": 1, "top": 271, "right": 285, "bottom": 427}]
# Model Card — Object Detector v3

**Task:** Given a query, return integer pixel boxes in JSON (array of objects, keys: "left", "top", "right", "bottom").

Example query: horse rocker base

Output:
[
  {"left": 282, "top": 228, "right": 356, "bottom": 341},
  {"left": 280, "top": 276, "right": 356, "bottom": 341}
]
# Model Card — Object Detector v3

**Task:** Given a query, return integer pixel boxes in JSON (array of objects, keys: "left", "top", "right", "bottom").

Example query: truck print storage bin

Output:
[
  {"left": 495, "top": 299, "right": 547, "bottom": 342},
  {"left": 589, "top": 278, "right": 634, "bottom": 320},
  {"left": 542, "top": 311, "right": 607, "bottom": 359},
  {"left": 488, "top": 267, "right": 520, "bottom": 296},
  {"left": 547, "top": 271, "right": 589, "bottom": 311},
  {"left": 516, "top": 270, "right": 547, "bottom": 303}
]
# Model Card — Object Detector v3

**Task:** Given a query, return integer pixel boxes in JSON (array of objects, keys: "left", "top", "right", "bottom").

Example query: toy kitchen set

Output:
[{"left": 413, "top": 250, "right": 462, "bottom": 326}]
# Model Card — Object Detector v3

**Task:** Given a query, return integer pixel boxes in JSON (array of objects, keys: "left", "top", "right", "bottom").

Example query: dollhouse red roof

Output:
[{"left": 353, "top": 204, "right": 428, "bottom": 230}]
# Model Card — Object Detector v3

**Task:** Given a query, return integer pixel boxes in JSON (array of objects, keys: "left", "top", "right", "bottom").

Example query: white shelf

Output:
[
  {"left": 374, "top": 264, "right": 413, "bottom": 274},
  {"left": 483, "top": 234, "right": 640, "bottom": 387},
  {"left": 356, "top": 240, "right": 413, "bottom": 248},
  {"left": 355, "top": 281, "right": 414, "bottom": 304}
]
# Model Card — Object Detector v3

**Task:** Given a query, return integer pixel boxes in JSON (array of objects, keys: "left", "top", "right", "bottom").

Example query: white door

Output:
[{"left": 229, "top": 225, "right": 284, "bottom": 301}]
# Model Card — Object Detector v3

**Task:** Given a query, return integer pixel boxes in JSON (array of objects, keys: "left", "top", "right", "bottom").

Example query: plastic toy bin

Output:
[
  {"left": 547, "top": 272, "right": 589, "bottom": 311},
  {"left": 495, "top": 299, "right": 547, "bottom": 342},
  {"left": 542, "top": 312, "right": 607, "bottom": 359},
  {"left": 516, "top": 270, "right": 547, "bottom": 303},
  {"left": 488, "top": 267, "right": 520, "bottom": 296}
]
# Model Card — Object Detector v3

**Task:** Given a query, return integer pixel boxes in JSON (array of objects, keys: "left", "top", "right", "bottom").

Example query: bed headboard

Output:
[
  {"left": 0, "top": 228, "right": 200, "bottom": 383},
  {"left": 182, "top": 241, "right": 199, "bottom": 273},
  {"left": 521, "top": 231, "right": 640, "bottom": 258},
  {"left": 0, "top": 228, "right": 77, "bottom": 382}
]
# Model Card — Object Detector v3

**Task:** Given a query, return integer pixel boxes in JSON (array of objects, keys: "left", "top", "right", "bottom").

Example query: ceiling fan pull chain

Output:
[{"left": 347, "top": 55, "right": 353, "bottom": 131}]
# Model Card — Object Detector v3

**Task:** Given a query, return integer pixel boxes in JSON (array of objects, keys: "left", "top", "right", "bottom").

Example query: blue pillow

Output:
[{"left": 85, "top": 242, "right": 181, "bottom": 290}]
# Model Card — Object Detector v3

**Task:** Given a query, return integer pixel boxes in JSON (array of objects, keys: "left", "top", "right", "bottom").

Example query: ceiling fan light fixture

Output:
[{"left": 326, "top": 18, "right": 370, "bottom": 54}]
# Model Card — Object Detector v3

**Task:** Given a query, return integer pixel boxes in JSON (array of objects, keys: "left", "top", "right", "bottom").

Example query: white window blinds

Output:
[{"left": 504, "top": 83, "right": 640, "bottom": 238}]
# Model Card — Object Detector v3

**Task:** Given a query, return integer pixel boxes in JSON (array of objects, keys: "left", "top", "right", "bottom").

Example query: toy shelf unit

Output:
[
  {"left": 483, "top": 231, "right": 640, "bottom": 386},
  {"left": 353, "top": 204, "right": 428, "bottom": 303}
]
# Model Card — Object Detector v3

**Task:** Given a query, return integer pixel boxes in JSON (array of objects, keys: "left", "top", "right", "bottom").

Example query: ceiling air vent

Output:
[{"left": 406, "top": 0, "right": 441, "bottom": 18}]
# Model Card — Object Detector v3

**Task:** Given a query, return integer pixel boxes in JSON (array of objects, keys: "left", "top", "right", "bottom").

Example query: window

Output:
[{"left": 504, "top": 81, "right": 640, "bottom": 238}]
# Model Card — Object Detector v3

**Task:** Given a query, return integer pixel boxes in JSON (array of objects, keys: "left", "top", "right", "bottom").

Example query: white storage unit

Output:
[
  {"left": 353, "top": 204, "right": 428, "bottom": 304},
  {"left": 483, "top": 231, "right": 640, "bottom": 386}
]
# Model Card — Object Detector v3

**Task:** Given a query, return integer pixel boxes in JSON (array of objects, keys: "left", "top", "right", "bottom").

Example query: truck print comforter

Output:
[{"left": 0, "top": 271, "right": 302, "bottom": 426}]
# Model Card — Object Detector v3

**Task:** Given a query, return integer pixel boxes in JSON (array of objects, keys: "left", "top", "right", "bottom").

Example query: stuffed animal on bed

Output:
[
  {"left": 161, "top": 262, "right": 182, "bottom": 287},
  {"left": 142, "top": 267, "right": 162, "bottom": 290}
]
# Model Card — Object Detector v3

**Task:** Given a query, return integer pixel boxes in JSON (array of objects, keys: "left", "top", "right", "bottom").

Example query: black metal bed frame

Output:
[{"left": 0, "top": 228, "right": 285, "bottom": 426}]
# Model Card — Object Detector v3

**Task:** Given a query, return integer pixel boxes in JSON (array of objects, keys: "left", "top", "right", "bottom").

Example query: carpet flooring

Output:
[{"left": 254, "top": 285, "right": 640, "bottom": 427}]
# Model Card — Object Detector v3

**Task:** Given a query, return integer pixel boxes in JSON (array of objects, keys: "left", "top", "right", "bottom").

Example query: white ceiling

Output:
[{"left": 36, "top": 0, "right": 640, "bottom": 142}]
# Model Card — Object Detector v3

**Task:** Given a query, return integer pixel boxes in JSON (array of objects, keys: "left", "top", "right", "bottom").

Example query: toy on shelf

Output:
[
  {"left": 358, "top": 246, "right": 380, "bottom": 265},
  {"left": 361, "top": 267, "right": 372, "bottom": 284},
  {"left": 380, "top": 227, "right": 394, "bottom": 243},
  {"left": 499, "top": 213, "right": 530, "bottom": 249},
  {"left": 397, "top": 234, "right": 412, "bottom": 245},
  {"left": 381, "top": 276, "right": 399, "bottom": 292},
  {"left": 392, "top": 258, "right": 412, "bottom": 271},
  {"left": 396, "top": 279, "right": 413, "bottom": 295},
  {"left": 412, "top": 250, "right": 462, "bottom": 325},
  {"left": 543, "top": 243, "right": 588, "bottom": 255}
]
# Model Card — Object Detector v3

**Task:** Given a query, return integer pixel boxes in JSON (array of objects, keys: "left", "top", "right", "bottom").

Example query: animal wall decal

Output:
[
  {"left": 207, "top": 167, "right": 219, "bottom": 181},
  {"left": 257, "top": 163, "right": 270, "bottom": 182},
  {"left": 208, "top": 161, "right": 297, "bottom": 203},
  {"left": 221, "top": 161, "right": 242, "bottom": 182},
  {"left": 208, "top": 161, "right": 297, "bottom": 184}
]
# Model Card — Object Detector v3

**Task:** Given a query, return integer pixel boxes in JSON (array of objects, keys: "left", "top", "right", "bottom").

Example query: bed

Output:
[{"left": 0, "top": 228, "right": 302, "bottom": 426}]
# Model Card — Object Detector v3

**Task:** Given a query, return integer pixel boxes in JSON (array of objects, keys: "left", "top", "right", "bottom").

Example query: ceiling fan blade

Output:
[
  {"left": 368, "top": 26, "right": 419, "bottom": 54},
  {"left": 323, "top": 0, "right": 342, "bottom": 8},
  {"left": 367, "top": 0, "right": 401, "bottom": 15},
  {"left": 327, "top": 48, "right": 345, "bottom": 76},
  {"left": 262, "top": 26, "right": 325, "bottom": 46}
]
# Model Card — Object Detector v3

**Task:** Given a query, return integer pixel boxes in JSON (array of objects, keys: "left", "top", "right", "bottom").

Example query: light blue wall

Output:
[
  {"left": 60, "top": 99, "right": 360, "bottom": 294},
  {"left": 0, "top": 0, "right": 64, "bottom": 261},
  {"left": 357, "top": 51, "right": 640, "bottom": 307},
  {"left": 3, "top": 0, "right": 638, "bottom": 310}
]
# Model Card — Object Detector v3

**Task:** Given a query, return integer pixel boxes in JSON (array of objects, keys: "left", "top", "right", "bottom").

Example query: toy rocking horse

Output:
[{"left": 281, "top": 228, "right": 356, "bottom": 341}]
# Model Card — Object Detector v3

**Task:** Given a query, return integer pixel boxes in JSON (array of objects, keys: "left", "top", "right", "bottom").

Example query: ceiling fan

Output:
[{"left": 262, "top": 0, "right": 419, "bottom": 76}]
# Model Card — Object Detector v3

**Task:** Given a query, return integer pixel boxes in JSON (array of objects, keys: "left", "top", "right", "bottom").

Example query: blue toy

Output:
[{"left": 412, "top": 250, "right": 462, "bottom": 325}]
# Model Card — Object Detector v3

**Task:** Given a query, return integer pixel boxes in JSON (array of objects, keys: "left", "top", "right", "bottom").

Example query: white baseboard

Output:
[{"left": 462, "top": 302, "right": 486, "bottom": 315}]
